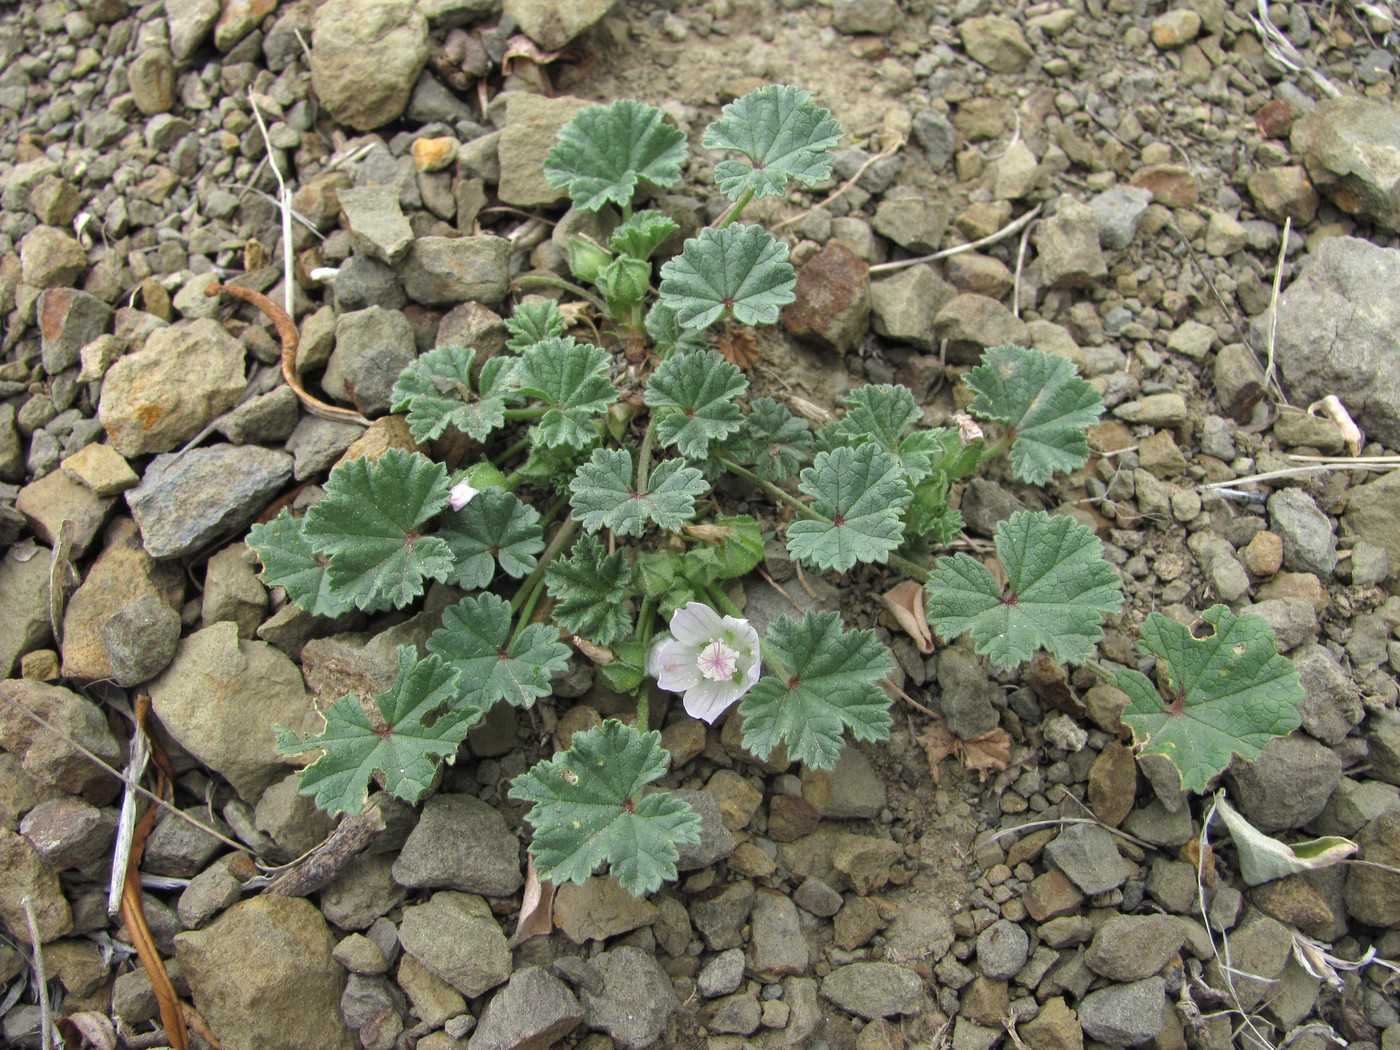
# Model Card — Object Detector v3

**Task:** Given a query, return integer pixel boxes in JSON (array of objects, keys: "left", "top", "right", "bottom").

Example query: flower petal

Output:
[
  {"left": 669, "top": 601, "right": 725, "bottom": 647},
  {"left": 683, "top": 678, "right": 744, "bottom": 724},
  {"left": 649, "top": 636, "right": 701, "bottom": 692}
]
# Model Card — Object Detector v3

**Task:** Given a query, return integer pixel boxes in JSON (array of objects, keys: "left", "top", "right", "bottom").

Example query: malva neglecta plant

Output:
[{"left": 249, "top": 85, "right": 1305, "bottom": 897}]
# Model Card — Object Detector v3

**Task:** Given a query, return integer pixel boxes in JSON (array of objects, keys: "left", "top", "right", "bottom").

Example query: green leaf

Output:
[
  {"left": 597, "top": 638, "right": 651, "bottom": 693},
  {"left": 438, "top": 489, "right": 544, "bottom": 590},
  {"left": 505, "top": 299, "right": 566, "bottom": 352},
  {"left": 1117, "top": 606, "right": 1305, "bottom": 794},
  {"left": 248, "top": 510, "right": 357, "bottom": 618},
  {"left": 609, "top": 209, "right": 680, "bottom": 260},
  {"left": 544, "top": 99, "right": 687, "bottom": 211},
  {"left": 1211, "top": 791, "right": 1356, "bottom": 886},
  {"left": 658, "top": 224, "right": 797, "bottom": 330},
  {"left": 277, "top": 646, "right": 482, "bottom": 817},
  {"left": 680, "top": 514, "right": 765, "bottom": 581},
  {"left": 545, "top": 534, "right": 635, "bottom": 645},
  {"left": 831, "top": 384, "right": 921, "bottom": 453},
  {"left": 734, "top": 396, "right": 812, "bottom": 484},
  {"left": 904, "top": 476, "right": 965, "bottom": 546},
  {"left": 702, "top": 85, "right": 842, "bottom": 201},
  {"left": 645, "top": 300, "right": 711, "bottom": 354},
  {"left": 739, "top": 611, "right": 894, "bottom": 770},
  {"left": 390, "top": 345, "right": 520, "bottom": 443},
  {"left": 301, "top": 448, "right": 455, "bottom": 611},
  {"left": 570, "top": 448, "right": 708, "bottom": 537},
  {"left": 644, "top": 349, "right": 748, "bottom": 459},
  {"left": 426, "top": 593, "right": 570, "bottom": 710},
  {"left": 926, "top": 510, "right": 1123, "bottom": 670},
  {"left": 965, "top": 344, "right": 1104, "bottom": 485},
  {"left": 785, "top": 444, "right": 913, "bottom": 573},
  {"left": 516, "top": 336, "right": 619, "bottom": 449},
  {"left": 509, "top": 719, "right": 702, "bottom": 896}
]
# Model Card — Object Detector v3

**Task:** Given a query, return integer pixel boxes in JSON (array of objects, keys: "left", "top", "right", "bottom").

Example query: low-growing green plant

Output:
[{"left": 249, "top": 85, "right": 1304, "bottom": 897}]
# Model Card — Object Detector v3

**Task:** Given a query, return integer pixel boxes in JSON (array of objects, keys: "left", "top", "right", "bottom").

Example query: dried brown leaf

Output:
[
  {"left": 57, "top": 1012, "right": 116, "bottom": 1050},
  {"left": 880, "top": 579, "right": 934, "bottom": 654},
  {"left": 507, "top": 857, "right": 556, "bottom": 948},
  {"left": 917, "top": 721, "right": 1011, "bottom": 782},
  {"left": 573, "top": 637, "right": 614, "bottom": 665},
  {"left": 717, "top": 327, "right": 761, "bottom": 371}
]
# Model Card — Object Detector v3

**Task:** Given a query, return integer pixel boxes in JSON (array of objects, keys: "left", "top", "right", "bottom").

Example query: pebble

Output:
[
  {"left": 391, "top": 793, "right": 523, "bottom": 897},
  {"left": 747, "top": 888, "right": 809, "bottom": 979},
  {"left": 782, "top": 240, "right": 871, "bottom": 358},
  {"left": 975, "top": 919, "right": 1029, "bottom": 979},
  {"left": 1225, "top": 732, "right": 1343, "bottom": 832},
  {"left": 697, "top": 948, "right": 745, "bottom": 998},
  {"left": 1084, "top": 914, "right": 1186, "bottom": 981},
  {"left": 1078, "top": 977, "right": 1166, "bottom": 1045},
  {"left": 310, "top": 0, "right": 429, "bottom": 131},
  {"left": 579, "top": 947, "right": 680, "bottom": 1050},
  {"left": 820, "top": 962, "right": 922, "bottom": 1019},
  {"left": 397, "top": 891, "right": 511, "bottom": 998},
  {"left": 469, "top": 966, "right": 583, "bottom": 1050},
  {"left": 959, "top": 15, "right": 1034, "bottom": 73},
  {"left": 0, "top": 678, "right": 122, "bottom": 805},
  {"left": 1043, "top": 824, "right": 1127, "bottom": 895},
  {"left": 870, "top": 265, "right": 955, "bottom": 351}
]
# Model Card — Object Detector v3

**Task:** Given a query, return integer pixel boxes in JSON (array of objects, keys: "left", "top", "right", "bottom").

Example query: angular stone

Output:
[
  {"left": 504, "top": 0, "right": 612, "bottom": 49},
  {"left": 1043, "top": 823, "right": 1126, "bottom": 895},
  {"left": 310, "top": 0, "right": 429, "bottom": 131},
  {"left": 552, "top": 877, "right": 657, "bottom": 944},
  {"left": 1344, "top": 810, "right": 1400, "bottom": 928},
  {"left": 398, "top": 892, "right": 511, "bottom": 998},
  {"left": 15, "top": 469, "right": 114, "bottom": 559},
  {"left": 1036, "top": 197, "right": 1106, "bottom": 288},
  {"left": 402, "top": 236, "right": 511, "bottom": 307},
  {"left": 870, "top": 264, "right": 956, "bottom": 352},
  {"left": 1292, "top": 97, "right": 1400, "bottom": 232},
  {"left": 959, "top": 15, "right": 1033, "bottom": 72},
  {"left": 0, "top": 826, "right": 72, "bottom": 944},
  {"left": 19, "top": 226, "right": 86, "bottom": 289},
  {"left": 579, "top": 946, "right": 680, "bottom": 1050},
  {"left": 820, "top": 962, "right": 922, "bottom": 1019},
  {"left": 336, "top": 186, "right": 414, "bottom": 265},
  {"left": 1078, "top": 977, "right": 1166, "bottom": 1045},
  {"left": 0, "top": 679, "right": 122, "bottom": 804},
  {"left": 1225, "top": 732, "right": 1342, "bottom": 832},
  {"left": 39, "top": 288, "right": 112, "bottom": 375},
  {"left": 469, "top": 966, "right": 583, "bottom": 1050},
  {"left": 0, "top": 546, "right": 52, "bottom": 678},
  {"left": 782, "top": 241, "right": 870, "bottom": 357},
  {"left": 1085, "top": 914, "right": 1186, "bottom": 981},
  {"left": 495, "top": 94, "right": 589, "bottom": 207}
]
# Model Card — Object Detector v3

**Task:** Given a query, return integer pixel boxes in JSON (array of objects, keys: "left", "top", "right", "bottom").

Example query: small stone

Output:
[
  {"left": 332, "top": 934, "right": 387, "bottom": 975},
  {"left": 402, "top": 236, "right": 510, "bottom": 307},
  {"left": 767, "top": 794, "right": 821, "bottom": 842},
  {"left": 15, "top": 469, "right": 114, "bottom": 558},
  {"left": 832, "top": 834, "right": 903, "bottom": 896},
  {"left": 1113, "top": 392, "right": 1188, "bottom": 426},
  {"left": 468, "top": 966, "right": 583, "bottom": 1050},
  {"left": 1091, "top": 185, "right": 1153, "bottom": 249},
  {"left": 20, "top": 226, "right": 87, "bottom": 290},
  {"left": 1043, "top": 823, "right": 1126, "bottom": 895},
  {"left": 1087, "top": 741, "right": 1136, "bottom": 827},
  {"left": 1344, "top": 810, "right": 1400, "bottom": 928},
  {"left": 1020, "top": 996, "right": 1081, "bottom": 1050},
  {"left": 975, "top": 920, "right": 1029, "bottom": 980},
  {"left": 578, "top": 946, "right": 680, "bottom": 1050},
  {"left": 990, "top": 140, "right": 1040, "bottom": 201},
  {"left": 20, "top": 797, "right": 115, "bottom": 871},
  {"left": 1225, "top": 732, "right": 1342, "bottom": 832},
  {"left": 1204, "top": 912, "right": 1292, "bottom": 1008},
  {"left": 102, "top": 593, "right": 182, "bottom": 687},
  {"left": 310, "top": 0, "right": 429, "bottom": 131},
  {"left": 1166, "top": 319, "right": 1216, "bottom": 360},
  {"left": 1267, "top": 488, "right": 1337, "bottom": 577},
  {"left": 1241, "top": 531, "right": 1284, "bottom": 576},
  {"left": 935, "top": 294, "right": 1031, "bottom": 364},
  {"left": 782, "top": 241, "right": 871, "bottom": 357},
  {"left": 0, "top": 827, "right": 72, "bottom": 944},
  {"left": 553, "top": 877, "right": 657, "bottom": 944},
  {"left": 1130, "top": 165, "right": 1198, "bottom": 207},
  {"left": 39, "top": 288, "right": 113, "bottom": 375},
  {"left": 391, "top": 793, "right": 523, "bottom": 897},
  {"left": 396, "top": 952, "right": 464, "bottom": 1027},
  {"left": 1078, "top": 977, "right": 1166, "bottom": 1045},
  {"left": 689, "top": 880, "right": 754, "bottom": 952},
  {"left": 1151, "top": 9, "right": 1201, "bottom": 47},
  {"left": 1247, "top": 166, "right": 1319, "bottom": 225},
  {"left": 1250, "top": 875, "right": 1335, "bottom": 938},
  {"left": 820, "top": 962, "right": 922, "bottom": 1019},
  {"left": 412, "top": 136, "right": 458, "bottom": 172},
  {"left": 698, "top": 948, "right": 745, "bottom": 999},
  {"left": 336, "top": 186, "right": 414, "bottom": 265},
  {"left": 1022, "top": 870, "right": 1084, "bottom": 921},
  {"left": 834, "top": 895, "right": 886, "bottom": 950},
  {"left": 0, "top": 548, "right": 54, "bottom": 678},
  {"left": 831, "top": 0, "right": 901, "bottom": 34},
  {"left": 1085, "top": 914, "right": 1186, "bottom": 981},
  {"left": 60, "top": 443, "right": 137, "bottom": 496},
  {"left": 495, "top": 94, "right": 590, "bottom": 207},
  {"left": 1036, "top": 197, "right": 1106, "bottom": 288},
  {"left": 0, "top": 679, "right": 122, "bottom": 804},
  {"left": 869, "top": 264, "right": 956, "bottom": 351},
  {"left": 128, "top": 48, "right": 176, "bottom": 114},
  {"left": 793, "top": 876, "right": 843, "bottom": 918},
  {"left": 1292, "top": 98, "right": 1400, "bottom": 233},
  {"left": 398, "top": 892, "right": 511, "bottom": 998},
  {"left": 747, "top": 888, "right": 809, "bottom": 979},
  {"left": 504, "top": 0, "right": 613, "bottom": 49},
  {"left": 872, "top": 189, "right": 948, "bottom": 253},
  {"left": 959, "top": 15, "right": 1033, "bottom": 73}
]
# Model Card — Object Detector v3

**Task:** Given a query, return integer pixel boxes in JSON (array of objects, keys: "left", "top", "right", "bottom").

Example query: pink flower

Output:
[
  {"left": 647, "top": 602, "right": 761, "bottom": 723},
  {"left": 448, "top": 479, "right": 479, "bottom": 511}
]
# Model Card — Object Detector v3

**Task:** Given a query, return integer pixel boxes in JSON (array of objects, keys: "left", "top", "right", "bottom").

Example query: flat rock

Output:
[
  {"left": 935, "top": 294, "right": 1030, "bottom": 364},
  {"left": 468, "top": 966, "right": 582, "bottom": 1050},
  {"left": 1204, "top": 912, "right": 1292, "bottom": 1010},
  {"left": 39, "top": 288, "right": 113, "bottom": 375},
  {"left": 1043, "top": 823, "right": 1127, "bottom": 895},
  {"left": 0, "top": 826, "right": 73, "bottom": 944},
  {"left": 166, "top": 0, "right": 221, "bottom": 59},
  {"left": 148, "top": 621, "right": 321, "bottom": 802},
  {"left": 553, "top": 877, "right": 657, "bottom": 943},
  {"left": 820, "top": 962, "right": 922, "bottom": 1019},
  {"left": 398, "top": 892, "right": 511, "bottom": 998},
  {"left": 392, "top": 793, "right": 522, "bottom": 897},
  {"left": 125, "top": 444, "right": 293, "bottom": 560},
  {"left": 98, "top": 318, "right": 247, "bottom": 457},
  {"left": 1261, "top": 237, "right": 1400, "bottom": 448},
  {"left": 1085, "top": 914, "right": 1186, "bottom": 981},
  {"left": 19, "top": 225, "right": 86, "bottom": 289},
  {"left": 402, "top": 236, "right": 511, "bottom": 307},
  {"left": 310, "top": 0, "right": 429, "bottom": 131},
  {"left": 336, "top": 186, "right": 414, "bottom": 265},
  {"left": 495, "top": 94, "right": 589, "bottom": 207},
  {"left": 1292, "top": 97, "right": 1400, "bottom": 232},
  {"left": 15, "top": 468, "right": 115, "bottom": 559},
  {"left": 0, "top": 545, "right": 51, "bottom": 677},
  {"left": 176, "top": 896, "right": 353, "bottom": 1050},
  {"left": 1225, "top": 731, "right": 1342, "bottom": 832},
  {"left": 1078, "top": 977, "right": 1165, "bottom": 1045},
  {"left": 975, "top": 919, "right": 1029, "bottom": 979}
]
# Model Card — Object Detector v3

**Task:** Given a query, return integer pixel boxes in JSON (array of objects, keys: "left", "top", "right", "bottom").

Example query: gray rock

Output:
[
  {"left": 38, "top": 288, "right": 113, "bottom": 375},
  {"left": 467, "top": 966, "right": 582, "bottom": 1050},
  {"left": 1225, "top": 732, "right": 1342, "bottom": 832},
  {"left": 1246, "top": 598, "right": 1317, "bottom": 652},
  {"left": 1085, "top": 914, "right": 1186, "bottom": 981},
  {"left": 20, "top": 226, "right": 87, "bottom": 289},
  {"left": 254, "top": 773, "right": 337, "bottom": 861},
  {"left": 883, "top": 900, "right": 955, "bottom": 962},
  {"left": 1205, "top": 912, "right": 1293, "bottom": 1009},
  {"left": 1044, "top": 823, "right": 1127, "bottom": 895},
  {"left": 1036, "top": 196, "right": 1107, "bottom": 288},
  {"left": 0, "top": 679, "right": 123, "bottom": 804},
  {"left": 579, "top": 947, "right": 680, "bottom": 1050},
  {"left": 1291, "top": 643, "right": 1363, "bottom": 747},
  {"left": 1371, "top": 711, "right": 1400, "bottom": 787},
  {"left": 1344, "top": 466, "right": 1400, "bottom": 583},
  {"left": 166, "top": 0, "right": 220, "bottom": 59},
  {"left": 959, "top": 479, "right": 1024, "bottom": 538},
  {"left": 20, "top": 797, "right": 115, "bottom": 872},
  {"left": 1078, "top": 977, "right": 1166, "bottom": 1045},
  {"left": 340, "top": 973, "right": 397, "bottom": 1030},
  {"left": 322, "top": 306, "right": 417, "bottom": 417},
  {"left": 401, "top": 236, "right": 511, "bottom": 307},
  {"left": 15, "top": 469, "right": 115, "bottom": 558},
  {"left": 1122, "top": 797, "right": 1195, "bottom": 848},
  {"left": 870, "top": 264, "right": 956, "bottom": 351},
  {"left": 1145, "top": 858, "right": 1199, "bottom": 914},
  {"left": 872, "top": 189, "right": 948, "bottom": 253},
  {"left": 503, "top": 0, "right": 613, "bottom": 49},
  {"left": 820, "top": 962, "right": 922, "bottom": 1019},
  {"left": 102, "top": 593, "right": 182, "bottom": 687},
  {"left": 959, "top": 15, "right": 1033, "bottom": 73},
  {"left": 336, "top": 186, "right": 414, "bottom": 265},
  {"left": 1267, "top": 488, "right": 1336, "bottom": 577},
  {"left": 178, "top": 856, "right": 246, "bottom": 930},
  {"left": 672, "top": 789, "right": 738, "bottom": 870},
  {"left": 912, "top": 110, "right": 957, "bottom": 171},
  {"left": 934, "top": 294, "right": 1031, "bottom": 364},
  {"left": 1292, "top": 98, "right": 1400, "bottom": 232},
  {"left": 702, "top": 992, "right": 761, "bottom": 1035},
  {"left": 99, "top": 319, "right": 247, "bottom": 457},
  {"left": 748, "top": 887, "right": 808, "bottom": 979},
  {"left": 332, "top": 256, "right": 407, "bottom": 313},
  {"left": 817, "top": 747, "right": 885, "bottom": 819},
  {"left": 1188, "top": 534, "right": 1251, "bottom": 603},
  {"left": 1262, "top": 237, "right": 1400, "bottom": 448},
  {"left": 0, "top": 546, "right": 52, "bottom": 677},
  {"left": 832, "top": 0, "right": 901, "bottom": 34},
  {"left": 697, "top": 948, "right": 745, "bottom": 999},
  {"left": 149, "top": 621, "right": 321, "bottom": 802},
  {"left": 1113, "top": 392, "right": 1188, "bottom": 426},
  {"left": 311, "top": 0, "right": 429, "bottom": 131},
  {"left": 201, "top": 543, "right": 268, "bottom": 639},
  {"left": 951, "top": 1017, "right": 1001, "bottom": 1050},
  {"left": 126, "top": 444, "right": 292, "bottom": 560},
  {"left": 1091, "top": 185, "right": 1154, "bottom": 250},
  {"left": 975, "top": 919, "right": 1029, "bottom": 980},
  {"left": 1308, "top": 776, "right": 1400, "bottom": 837},
  {"left": 128, "top": 48, "right": 175, "bottom": 115},
  {"left": 320, "top": 854, "right": 407, "bottom": 931},
  {"left": 689, "top": 880, "right": 754, "bottom": 951},
  {"left": 934, "top": 648, "right": 1000, "bottom": 740},
  {"left": 175, "top": 896, "right": 353, "bottom": 1050},
  {"left": 0, "top": 827, "right": 72, "bottom": 944},
  {"left": 1343, "top": 810, "right": 1400, "bottom": 929},
  {"left": 495, "top": 94, "right": 589, "bottom": 207},
  {"left": 393, "top": 794, "right": 523, "bottom": 897},
  {"left": 398, "top": 892, "right": 511, "bottom": 998}
]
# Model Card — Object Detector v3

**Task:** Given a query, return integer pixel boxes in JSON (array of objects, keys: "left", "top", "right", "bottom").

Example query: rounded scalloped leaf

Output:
[
  {"left": 657, "top": 224, "right": 797, "bottom": 330},
  {"left": 543, "top": 99, "right": 687, "bottom": 211}
]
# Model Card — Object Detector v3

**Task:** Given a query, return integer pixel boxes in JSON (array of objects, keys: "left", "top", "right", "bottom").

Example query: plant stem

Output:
[
  {"left": 509, "top": 574, "right": 547, "bottom": 648},
  {"left": 716, "top": 188, "right": 755, "bottom": 230},
  {"left": 721, "top": 457, "right": 931, "bottom": 582},
  {"left": 539, "top": 493, "right": 569, "bottom": 529},
  {"left": 703, "top": 580, "right": 743, "bottom": 618},
  {"left": 503, "top": 407, "right": 548, "bottom": 422},
  {"left": 496, "top": 435, "right": 530, "bottom": 463},
  {"left": 510, "top": 516, "right": 579, "bottom": 617},
  {"left": 514, "top": 273, "right": 609, "bottom": 315},
  {"left": 636, "top": 414, "right": 658, "bottom": 494},
  {"left": 636, "top": 595, "right": 657, "bottom": 649}
]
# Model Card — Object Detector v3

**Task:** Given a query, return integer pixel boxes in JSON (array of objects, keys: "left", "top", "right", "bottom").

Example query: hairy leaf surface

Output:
[
  {"left": 702, "top": 85, "right": 842, "bottom": 200},
  {"left": 544, "top": 100, "right": 687, "bottom": 211},
  {"left": 785, "top": 444, "right": 913, "bottom": 572},
  {"left": 658, "top": 225, "right": 796, "bottom": 329},
  {"left": 644, "top": 349, "right": 748, "bottom": 458},
  {"left": 427, "top": 593, "right": 570, "bottom": 709}
]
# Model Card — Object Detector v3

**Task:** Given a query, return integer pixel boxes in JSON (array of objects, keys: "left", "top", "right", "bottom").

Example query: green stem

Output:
[
  {"left": 715, "top": 188, "right": 755, "bottom": 230},
  {"left": 496, "top": 435, "right": 530, "bottom": 463},
  {"left": 503, "top": 407, "right": 548, "bottom": 422},
  {"left": 509, "top": 576, "right": 547, "bottom": 648},
  {"left": 721, "top": 457, "right": 931, "bottom": 583},
  {"left": 510, "top": 516, "right": 579, "bottom": 618},
  {"left": 636, "top": 595, "right": 657, "bottom": 649},
  {"left": 981, "top": 433, "right": 1013, "bottom": 461},
  {"left": 501, "top": 469, "right": 525, "bottom": 493},
  {"left": 514, "top": 273, "right": 609, "bottom": 315},
  {"left": 702, "top": 581, "right": 742, "bottom": 619},
  {"left": 636, "top": 415, "right": 659, "bottom": 495},
  {"left": 539, "top": 493, "right": 569, "bottom": 529},
  {"left": 635, "top": 689, "right": 650, "bottom": 731},
  {"left": 758, "top": 639, "right": 789, "bottom": 681}
]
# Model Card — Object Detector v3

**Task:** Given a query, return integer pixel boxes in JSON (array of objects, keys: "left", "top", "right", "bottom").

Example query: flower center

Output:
[{"left": 696, "top": 640, "right": 740, "bottom": 682}]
